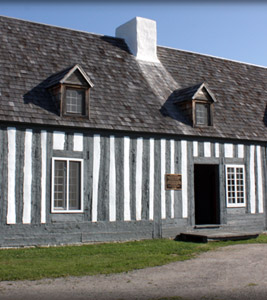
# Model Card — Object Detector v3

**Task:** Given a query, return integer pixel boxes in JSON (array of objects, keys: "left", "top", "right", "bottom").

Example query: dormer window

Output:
[
  {"left": 47, "top": 64, "right": 94, "bottom": 118},
  {"left": 173, "top": 82, "right": 216, "bottom": 128},
  {"left": 65, "top": 87, "right": 86, "bottom": 115},
  {"left": 195, "top": 102, "right": 211, "bottom": 126}
]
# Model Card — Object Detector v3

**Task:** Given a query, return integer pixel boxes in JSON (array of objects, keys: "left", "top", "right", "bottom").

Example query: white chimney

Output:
[{"left": 115, "top": 17, "right": 159, "bottom": 63}]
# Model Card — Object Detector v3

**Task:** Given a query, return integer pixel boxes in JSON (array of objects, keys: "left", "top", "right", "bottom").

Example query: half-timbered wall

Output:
[{"left": 0, "top": 126, "right": 265, "bottom": 246}]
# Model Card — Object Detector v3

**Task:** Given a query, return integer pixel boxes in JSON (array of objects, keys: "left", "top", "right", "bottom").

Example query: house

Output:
[{"left": 0, "top": 15, "right": 266, "bottom": 247}]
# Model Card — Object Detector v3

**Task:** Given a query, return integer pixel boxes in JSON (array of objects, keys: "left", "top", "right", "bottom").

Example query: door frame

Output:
[{"left": 191, "top": 160, "right": 226, "bottom": 226}]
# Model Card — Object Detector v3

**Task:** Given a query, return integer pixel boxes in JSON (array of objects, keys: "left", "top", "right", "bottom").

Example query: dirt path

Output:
[{"left": 0, "top": 244, "right": 267, "bottom": 300}]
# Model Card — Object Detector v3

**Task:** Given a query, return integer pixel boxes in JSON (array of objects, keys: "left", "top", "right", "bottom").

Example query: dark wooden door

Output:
[{"left": 194, "top": 164, "right": 220, "bottom": 225}]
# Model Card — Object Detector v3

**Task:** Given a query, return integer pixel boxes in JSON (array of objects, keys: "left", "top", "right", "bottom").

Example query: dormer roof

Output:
[
  {"left": 173, "top": 82, "right": 217, "bottom": 104},
  {"left": 46, "top": 64, "right": 94, "bottom": 89}
]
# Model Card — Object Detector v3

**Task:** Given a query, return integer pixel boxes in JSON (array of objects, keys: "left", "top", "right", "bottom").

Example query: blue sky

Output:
[{"left": 2, "top": 2, "right": 267, "bottom": 66}]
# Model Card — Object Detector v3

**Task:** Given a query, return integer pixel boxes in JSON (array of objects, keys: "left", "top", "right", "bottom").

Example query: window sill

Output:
[
  {"left": 227, "top": 204, "right": 246, "bottom": 208},
  {"left": 51, "top": 210, "right": 84, "bottom": 214},
  {"left": 62, "top": 113, "right": 89, "bottom": 119},
  {"left": 194, "top": 124, "right": 213, "bottom": 128}
]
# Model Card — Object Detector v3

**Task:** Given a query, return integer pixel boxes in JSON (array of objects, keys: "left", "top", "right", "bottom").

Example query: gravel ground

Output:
[{"left": 0, "top": 244, "right": 267, "bottom": 300}]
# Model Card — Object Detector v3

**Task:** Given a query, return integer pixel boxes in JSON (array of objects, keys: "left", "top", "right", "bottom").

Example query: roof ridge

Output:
[
  {"left": 0, "top": 14, "right": 123, "bottom": 41},
  {"left": 158, "top": 44, "right": 267, "bottom": 70},
  {"left": 3, "top": 14, "right": 265, "bottom": 70}
]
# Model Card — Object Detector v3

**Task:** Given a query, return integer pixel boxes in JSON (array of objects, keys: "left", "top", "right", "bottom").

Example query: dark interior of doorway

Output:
[{"left": 194, "top": 164, "right": 220, "bottom": 225}]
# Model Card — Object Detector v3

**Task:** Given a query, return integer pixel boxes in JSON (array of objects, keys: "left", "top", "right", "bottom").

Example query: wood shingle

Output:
[{"left": 0, "top": 15, "right": 267, "bottom": 141}]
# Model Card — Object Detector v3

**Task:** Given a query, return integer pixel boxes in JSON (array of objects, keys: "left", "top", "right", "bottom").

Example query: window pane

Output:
[
  {"left": 226, "top": 166, "right": 245, "bottom": 206},
  {"left": 195, "top": 103, "right": 209, "bottom": 125},
  {"left": 66, "top": 89, "right": 85, "bottom": 114},
  {"left": 54, "top": 160, "right": 67, "bottom": 209},
  {"left": 68, "top": 161, "right": 81, "bottom": 210}
]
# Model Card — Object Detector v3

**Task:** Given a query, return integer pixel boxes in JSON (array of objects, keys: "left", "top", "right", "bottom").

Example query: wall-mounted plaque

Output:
[{"left": 165, "top": 174, "right": 182, "bottom": 190}]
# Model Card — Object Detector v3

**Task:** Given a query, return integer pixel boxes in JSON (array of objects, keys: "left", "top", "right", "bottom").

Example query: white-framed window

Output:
[
  {"left": 225, "top": 164, "right": 246, "bottom": 207},
  {"left": 51, "top": 157, "right": 84, "bottom": 213}
]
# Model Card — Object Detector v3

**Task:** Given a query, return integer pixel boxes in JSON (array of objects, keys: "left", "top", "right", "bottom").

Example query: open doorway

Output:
[{"left": 194, "top": 164, "right": 220, "bottom": 225}]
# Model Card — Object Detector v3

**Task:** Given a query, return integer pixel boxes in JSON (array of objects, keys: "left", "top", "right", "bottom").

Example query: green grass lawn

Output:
[{"left": 0, "top": 234, "right": 267, "bottom": 281}]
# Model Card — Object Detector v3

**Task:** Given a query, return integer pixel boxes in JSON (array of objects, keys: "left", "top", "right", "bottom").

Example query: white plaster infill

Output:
[
  {"left": 7, "top": 127, "right": 16, "bottom": 224},
  {"left": 23, "top": 129, "right": 33, "bottom": 224},
  {"left": 136, "top": 137, "right": 143, "bottom": 221},
  {"left": 41, "top": 130, "right": 47, "bottom": 224},
  {"left": 204, "top": 142, "right": 211, "bottom": 158},
  {"left": 109, "top": 136, "right": 116, "bottom": 222},
  {"left": 53, "top": 131, "right": 65, "bottom": 150},
  {"left": 124, "top": 137, "right": 131, "bottom": 221},
  {"left": 116, "top": 17, "right": 160, "bottom": 63},
  {"left": 215, "top": 143, "right": 220, "bottom": 158},
  {"left": 92, "top": 134, "right": 101, "bottom": 222},
  {"left": 181, "top": 140, "right": 188, "bottom": 218},
  {"left": 250, "top": 145, "right": 256, "bottom": 214},
  {"left": 161, "top": 139, "right": 166, "bottom": 219},
  {"left": 224, "top": 143, "right": 234, "bottom": 158},
  {"left": 149, "top": 138, "right": 154, "bottom": 221}
]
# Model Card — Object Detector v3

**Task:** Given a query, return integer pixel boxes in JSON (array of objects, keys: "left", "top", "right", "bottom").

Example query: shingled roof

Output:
[{"left": 0, "top": 15, "right": 267, "bottom": 141}]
